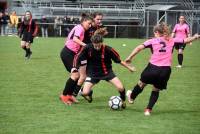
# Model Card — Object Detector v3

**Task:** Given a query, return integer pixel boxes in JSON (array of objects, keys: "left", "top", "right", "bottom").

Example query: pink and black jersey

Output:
[
  {"left": 172, "top": 23, "right": 190, "bottom": 43},
  {"left": 65, "top": 24, "right": 85, "bottom": 54},
  {"left": 143, "top": 37, "right": 177, "bottom": 67}
]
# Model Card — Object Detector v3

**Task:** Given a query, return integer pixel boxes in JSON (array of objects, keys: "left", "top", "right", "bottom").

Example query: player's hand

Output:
[
  {"left": 129, "top": 66, "right": 136, "bottom": 72},
  {"left": 125, "top": 58, "right": 132, "bottom": 64},
  {"left": 194, "top": 33, "right": 200, "bottom": 39},
  {"left": 189, "top": 42, "right": 192, "bottom": 46}
]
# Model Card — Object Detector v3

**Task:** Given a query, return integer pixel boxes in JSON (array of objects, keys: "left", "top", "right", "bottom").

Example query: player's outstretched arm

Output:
[
  {"left": 125, "top": 44, "right": 145, "bottom": 64},
  {"left": 120, "top": 61, "right": 136, "bottom": 72},
  {"left": 184, "top": 34, "right": 200, "bottom": 44}
]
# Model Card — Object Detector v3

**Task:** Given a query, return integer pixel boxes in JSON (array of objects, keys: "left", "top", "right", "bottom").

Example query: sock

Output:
[
  {"left": 63, "top": 78, "right": 77, "bottom": 96},
  {"left": 27, "top": 48, "right": 31, "bottom": 54},
  {"left": 147, "top": 91, "right": 159, "bottom": 110},
  {"left": 22, "top": 47, "right": 27, "bottom": 51},
  {"left": 73, "top": 85, "right": 82, "bottom": 97},
  {"left": 178, "top": 54, "right": 183, "bottom": 65},
  {"left": 119, "top": 89, "right": 126, "bottom": 101},
  {"left": 131, "top": 84, "right": 143, "bottom": 100}
]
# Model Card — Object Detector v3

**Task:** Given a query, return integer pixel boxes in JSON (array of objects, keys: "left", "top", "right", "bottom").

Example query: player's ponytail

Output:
[{"left": 154, "top": 22, "right": 171, "bottom": 37}]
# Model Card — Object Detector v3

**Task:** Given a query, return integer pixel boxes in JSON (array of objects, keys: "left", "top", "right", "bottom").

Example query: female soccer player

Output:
[
  {"left": 59, "top": 15, "right": 93, "bottom": 105},
  {"left": 72, "top": 12, "right": 108, "bottom": 99},
  {"left": 78, "top": 34, "right": 135, "bottom": 108},
  {"left": 171, "top": 15, "right": 191, "bottom": 68},
  {"left": 125, "top": 22, "right": 199, "bottom": 116},
  {"left": 19, "top": 11, "right": 38, "bottom": 59}
]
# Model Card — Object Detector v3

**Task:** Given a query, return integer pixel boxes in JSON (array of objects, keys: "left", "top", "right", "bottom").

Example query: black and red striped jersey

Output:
[
  {"left": 79, "top": 44, "right": 121, "bottom": 77},
  {"left": 83, "top": 25, "right": 105, "bottom": 44},
  {"left": 19, "top": 19, "right": 38, "bottom": 36}
]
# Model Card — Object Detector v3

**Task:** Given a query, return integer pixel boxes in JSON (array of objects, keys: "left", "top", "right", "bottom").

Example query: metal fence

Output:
[{"left": 37, "top": 23, "right": 153, "bottom": 38}]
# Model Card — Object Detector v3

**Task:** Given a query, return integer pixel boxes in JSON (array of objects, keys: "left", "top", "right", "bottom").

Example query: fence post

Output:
[{"left": 114, "top": 25, "right": 117, "bottom": 38}]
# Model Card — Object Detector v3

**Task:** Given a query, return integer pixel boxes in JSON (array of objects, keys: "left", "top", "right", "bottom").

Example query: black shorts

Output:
[
  {"left": 85, "top": 71, "right": 116, "bottom": 84},
  {"left": 174, "top": 42, "right": 186, "bottom": 50},
  {"left": 60, "top": 46, "right": 78, "bottom": 73},
  {"left": 22, "top": 32, "right": 34, "bottom": 43},
  {"left": 140, "top": 63, "right": 171, "bottom": 90}
]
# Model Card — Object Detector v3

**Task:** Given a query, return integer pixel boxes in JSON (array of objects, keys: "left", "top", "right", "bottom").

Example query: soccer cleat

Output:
[
  {"left": 59, "top": 95, "right": 72, "bottom": 105},
  {"left": 176, "top": 65, "right": 182, "bottom": 68},
  {"left": 121, "top": 101, "right": 126, "bottom": 109},
  {"left": 144, "top": 108, "right": 152, "bottom": 116},
  {"left": 70, "top": 95, "right": 79, "bottom": 103},
  {"left": 126, "top": 90, "right": 134, "bottom": 104}
]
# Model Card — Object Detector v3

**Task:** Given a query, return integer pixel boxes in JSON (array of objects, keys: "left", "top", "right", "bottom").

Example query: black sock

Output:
[
  {"left": 131, "top": 84, "right": 143, "bottom": 100},
  {"left": 147, "top": 91, "right": 159, "bottom": 110},
  {"left": 63, "top": 78, "right": 77, "bottom": 96},
  {"left": 73, "top": 85, "right": 82, "bottom": 97},
  {"left": 22, "top": 47, "right": 27, "bottom": 51},
  {"left": 178, "top": 54, "right": 183, "bottom": 65},
  {"left": 119, "top": 89, "right": 126, "bottom": 101},
  {"left": 27, "top": 48, "right": 31, "bottom": 54}
]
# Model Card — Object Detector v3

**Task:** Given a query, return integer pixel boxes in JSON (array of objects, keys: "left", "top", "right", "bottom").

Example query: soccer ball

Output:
[{"left": 108, "top": 96, "right": 122, "bottom": 110}]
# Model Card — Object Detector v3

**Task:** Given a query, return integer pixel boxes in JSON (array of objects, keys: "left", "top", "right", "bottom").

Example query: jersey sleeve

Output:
[
  {"left": 74, "top": 25, "right": 84, "bottom": 38},
  {"left": 143, "top": 39, "right": 153, "bottom": 48},
  {"left": 172, "top": 24, "right": 177, "bottom": 33},
  {"left": 186, "top": 24, "right": 190, "bottom": 35},
  {"left": 108, "top": 47, "right": 121, "bottom": 63}
]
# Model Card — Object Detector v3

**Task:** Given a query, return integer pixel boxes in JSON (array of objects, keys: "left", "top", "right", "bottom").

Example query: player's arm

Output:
[
  {"left": 120, "top": 61, "right": 136, "bottom": 72},
  {"left": 171, "top": 25, "right": 177, "bottom": 38},
  {"left": 110, "top": 47, "right": 135, "bottom": 72},
  {"left": 184, "top": 34, "right": 200, "bottom": 44},
  {"left": 73, "top": 36, "right": 87, "bottom": 46},
  {"left": 125, "top": 44, "right": 145, "bottom": 64},
  {"left": 32, "top": 21, "right": 38, "bottom": 37}
]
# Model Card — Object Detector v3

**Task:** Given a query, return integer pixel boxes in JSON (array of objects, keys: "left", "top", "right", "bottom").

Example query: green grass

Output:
[{"left": 0, "top": 36, "right": 200, "bottom": 134}]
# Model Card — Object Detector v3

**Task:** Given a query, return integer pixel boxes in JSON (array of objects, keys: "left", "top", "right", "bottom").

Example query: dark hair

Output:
[
  {"left": 91, "top": 12, "right": 103, "bottom": 18},
  {"left": 80, "top": 13, "right": 93, "bottom": 23},
  {"left": 91, "top": 34, "right": 103, "bottom": 43}
]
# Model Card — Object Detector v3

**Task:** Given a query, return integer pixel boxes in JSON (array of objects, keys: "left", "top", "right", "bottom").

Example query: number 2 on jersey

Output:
[{"left": 159, "top": 42, "right": 166, "bottom": 52}]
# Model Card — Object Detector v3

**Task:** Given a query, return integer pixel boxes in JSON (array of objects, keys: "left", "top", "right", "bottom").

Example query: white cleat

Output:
[
  {"left": 144, "top": 109, "right": 152, "bottom": 116},
  {"left": 126, "top": 90, "right": 134, "bottom": 104},
  {"left": 176, "top": 65, "right": 182, "bottom": 68}
]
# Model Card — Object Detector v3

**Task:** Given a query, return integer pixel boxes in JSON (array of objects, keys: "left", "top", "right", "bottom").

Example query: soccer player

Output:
[
  {"left": 78, "top": 34, "right": 135, "bottom": 108},
  {"left": 19, "top": 11, "right": 38, "bottom": 59},
  {"left": 125, "top": 22, "right": 200, "bottom": 116},
  {"left": 59, "top": 15, "right": 93, "bottom": 105},
  {"left": 171, "top": 15, "right": 191, "bottom": 68},
  {"left": 72, "top": 12, "right": 108, "bottom": 100}
]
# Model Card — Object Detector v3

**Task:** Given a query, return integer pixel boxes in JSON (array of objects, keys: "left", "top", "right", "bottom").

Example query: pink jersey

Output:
[
  {"left": 65, "top": 24, "right": 85, "bottom": 54},
  {"left": 173, "top": 23, "right": 190, "bottom": 43},
  {"left": 143, "top": 37, "right": 181, "bottom": 67}
]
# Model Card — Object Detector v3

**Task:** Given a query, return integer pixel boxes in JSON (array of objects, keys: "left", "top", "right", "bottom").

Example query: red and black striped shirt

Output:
[{"left": 79, "top": 44, "right": 121, "bottom": 77}]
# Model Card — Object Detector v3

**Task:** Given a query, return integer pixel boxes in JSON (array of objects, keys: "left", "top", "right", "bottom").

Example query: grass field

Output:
[{"left": 0, "top": 36, "right": 200, "bottom": 134}]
